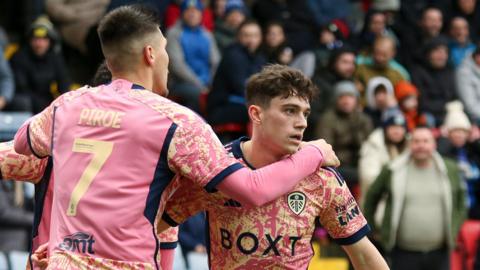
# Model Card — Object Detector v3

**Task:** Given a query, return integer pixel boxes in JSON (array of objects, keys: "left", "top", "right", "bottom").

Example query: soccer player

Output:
[
  {"left": 160, "top": 65, "right": 389, "bottom": 269},
  {"left": 12, "top": 6, "right": 339, "bottom": 269},
  {"left": 1, "top": 141, "right": 179, "bottom": 270}
]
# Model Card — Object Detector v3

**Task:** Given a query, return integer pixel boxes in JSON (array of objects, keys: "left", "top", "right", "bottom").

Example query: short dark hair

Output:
[
  {"left": 97, "top": 5, "right": 160, "bottom": 70},
  {"left": 246, "top": 64, "right": 317, "bottom": 107},
  {"left": 237, "top": 19, "right": 260, "bottom": 36},
  {"left": 374, "top": 84, "right": 387, "bottom": 95}
]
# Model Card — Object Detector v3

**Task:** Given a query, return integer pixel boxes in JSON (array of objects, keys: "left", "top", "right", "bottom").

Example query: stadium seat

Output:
[
  {"left": 0, "top": 252, "right": 7, "bottom": 270},
  {"left": 451, "top": 220, "right": 480, "bottom": 270},
  {"left": 0, "top": 112, "right": 32, "bottom": 141},
  {"left": 8, "top": 251, "right": 29, "bottom": 270}
]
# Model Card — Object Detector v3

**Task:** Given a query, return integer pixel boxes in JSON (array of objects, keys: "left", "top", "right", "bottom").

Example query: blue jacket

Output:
[{"left": 178, "top": 212, "right": 207, "bottom": 254}]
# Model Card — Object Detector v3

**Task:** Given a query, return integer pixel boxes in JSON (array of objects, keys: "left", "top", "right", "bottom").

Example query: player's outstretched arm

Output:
[
  {"left": 0, "top": 141, "right": 47, "bottom": 183},
  {"left": 168, "top": 117, "right": 340, "bottom": 208},
  {"left": 342, "top": 236, "right": 389, "bottom": 270},
  {"left": 217, "top": 139, "right": 339, "bottom": 207}
]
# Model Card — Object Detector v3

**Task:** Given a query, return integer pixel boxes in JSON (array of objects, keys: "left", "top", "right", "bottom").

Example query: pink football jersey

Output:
[
  {"left": 14, "top": 79, "right": 243, "bottom": 269},
  {"left": 163, "top": 137, "right": 370, "bottom": 269},
  {"left": 1, "top": 141, "right": 179, "bottom": 270}
]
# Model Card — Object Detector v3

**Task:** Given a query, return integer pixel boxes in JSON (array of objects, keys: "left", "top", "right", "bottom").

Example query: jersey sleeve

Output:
[
  {"left": 158, "top": 226, "right": 179, "bottom": 249},
  {"left": 14, "top": 101, "right": 55, "bottom": 158},
  {"left": 162, "top": 178, "right": 211, "bottom": 227},
  {"left": 317, "top": 167, "right": 370, "bottom": 246},
  {"left": 167, "top": 118, "right": 244, "bottom": 192},
  {"left": 0, "top": 141, "right": 47, "bottom": 183}
]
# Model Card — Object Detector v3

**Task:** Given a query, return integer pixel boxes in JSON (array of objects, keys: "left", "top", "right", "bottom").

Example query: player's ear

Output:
[
  {"left": 143, "top": 45, "right": 155, "bottom": 66},
  {"left": 248, "top": 105, "right": 262, "bottom": 124}
]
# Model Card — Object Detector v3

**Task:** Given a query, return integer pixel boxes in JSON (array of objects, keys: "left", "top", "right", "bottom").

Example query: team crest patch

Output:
[{"left": 287, "top": 192, "right": 306, "bottom": 215}]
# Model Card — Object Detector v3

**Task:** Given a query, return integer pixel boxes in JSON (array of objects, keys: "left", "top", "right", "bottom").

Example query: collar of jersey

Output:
[
  {"left": 131, "top": 83, "right": 146, "bottom": 90},
  {"left": 231, "top": 136, "right": 256, "bottom": 169}
]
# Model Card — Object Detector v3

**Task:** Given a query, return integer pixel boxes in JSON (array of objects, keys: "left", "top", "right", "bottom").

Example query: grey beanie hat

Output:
[{"left": 334, "top": 81, "right": 359, "bottom": 99}]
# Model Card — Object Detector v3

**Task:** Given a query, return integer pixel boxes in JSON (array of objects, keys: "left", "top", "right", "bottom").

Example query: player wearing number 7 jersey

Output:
[
  {"left": 13, "top": 5, "right": 339, "bottom": 270},
  {"left": 0, "top": 141, "right": 178, "bottom": 270}
]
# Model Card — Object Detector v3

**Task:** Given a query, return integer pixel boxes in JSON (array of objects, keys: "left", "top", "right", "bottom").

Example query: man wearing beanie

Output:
[
  {"left": 316, "top": 80, "right": 373, "bottom": 196},
  {"left": 8, "top": 16, "right": 70, "bottom": 113},
  {"left": 167, "top": 0, "right": 220, "bottom": 112},
  {"left": 214, "top": 0, "right": 248, "bottom": 52},
  {"left": 438, "top": 101, "right": 480, "bottom": 219}
]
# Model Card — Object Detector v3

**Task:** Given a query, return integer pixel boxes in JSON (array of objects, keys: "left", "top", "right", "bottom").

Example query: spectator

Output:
[
  {"left": 394, "top": 81, "right": 429, "bottom": 131},
  {"left": 45, "top": 0, "right": 109, "bottom": 72},
  {"left": 178, "top": 212, "right": 208, "bottom": 270},
  {"left": 311, "top": 22, "right": 345, "bottom": 72},
  {"left": 312, "top": 47, "right": 356, "bottom": 112},
  {"left": 9, "top": 16, "right": 70, "bottom": 113},
  {"left": 0, "top": 32, "right": 14, "bottom": 111},
  {"left": 307, "top": 47, "right": 356, "bottom": 140},
  {"left": 315, "top": 81, "right": 373, "bottom": 192},
  {"left": 359, "top": 111, "right": 408, "bottom": 246},
  {"left": 166, "top": 0, "right": 220, "bottom": 112},
  {"left": 364, "top": 76, "right": 398, "bottom": 128},
  {"left": 355, "top": 36, "right": 407, "bottom": 100},
  {"left": 397, "top": 6, "right": 446, "bottom": 68},
  {"left": 364, "top": 127, "right": 467, "bottom": 270},
  {"left": 214, "top": 0, "right": 247, "bottom": 53},
  {"left": 251, "top": 0, "right": 317, "bottom": 54},
  {"left": 359, "top": 111, "right": 408, "bottom": 221},
  {"left": 456, "top": 47, "right": 480, "bottom": 124},
  {"left": 438, "top": 101, "right": 480, "bottom": 219},
  {"left": 355, "top": 9, "right": 398, "bottom": 54},
  {"left": 448, "top": 16, "right": 476, "bottom": 68},
  {"left": 207, "top": 20, "right": 266, "bottom": 131},
  {"left": 164, "top": 0, "right": 215, "bottom": 31},
  {"left": 449, "top": 0, "right": 480, "bottom": 41},
  {"left": 260, "top": 21, "right": 316, "bottom": 77},
  {"left": 306, "top": 0, "right": 350, "bottom": 28},
  {"left": 0, "top": 180, "right": 34, "bottom": 252},
  {"left": 411, "top": 36, "right": 457, "bottom": 126},
  {"left": 212, "top": 0, "right": 226, "bottom": 18},
  {"left": 261, "top": 21, "right": 293, "bottom": 65}
]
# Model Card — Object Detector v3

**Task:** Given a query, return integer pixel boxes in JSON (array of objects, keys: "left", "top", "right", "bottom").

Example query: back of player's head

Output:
[
  {"left": 97, "top": 5, "right": 161, "bottom": 72},
  {"left": 246, "top": 64, "right": 317, "bottom": 107}
]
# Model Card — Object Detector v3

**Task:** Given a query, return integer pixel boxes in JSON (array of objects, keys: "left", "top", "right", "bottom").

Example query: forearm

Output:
[
  {"left": 159, "top": 249, "right": 175, "bottom": 270},
  {"left": 217, "top": 145, "right": 323, "bottom": 207},
  {"left": 343, "top": 237, "right": 389, "bottom": 270}
]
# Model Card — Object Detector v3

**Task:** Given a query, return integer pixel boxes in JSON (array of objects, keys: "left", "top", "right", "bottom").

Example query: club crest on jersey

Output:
[{"left": 287, "top": 192, "right": 306, "bottom": 215}]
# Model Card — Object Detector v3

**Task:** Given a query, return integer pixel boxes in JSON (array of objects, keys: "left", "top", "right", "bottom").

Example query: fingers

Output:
[{"left": 304, "top": 139, "right": 340, "bottom": 167}]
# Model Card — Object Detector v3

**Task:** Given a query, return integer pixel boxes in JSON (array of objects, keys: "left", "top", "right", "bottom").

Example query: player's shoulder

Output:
[
  {"left": 52, "top": 85, "right": 102, "bottom": 108},
  {"left": 128, "top": 90, "right": 205, "bottom": 129},
  {"left": 309, "top": 167, "right": 347, "bottom": 188}
]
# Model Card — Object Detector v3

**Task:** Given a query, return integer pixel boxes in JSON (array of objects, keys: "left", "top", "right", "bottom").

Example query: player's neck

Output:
[
  {"left": 241, "top": 138, "right": 285, "bottom": 168},
  {"left": 111, "top": 70, "right": 153, "bottom": 91}
]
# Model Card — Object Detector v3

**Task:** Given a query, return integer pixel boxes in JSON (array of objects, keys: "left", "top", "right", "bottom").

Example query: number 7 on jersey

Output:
[{"left": 67, "top": 138, "right": 113, "bottom": 216}]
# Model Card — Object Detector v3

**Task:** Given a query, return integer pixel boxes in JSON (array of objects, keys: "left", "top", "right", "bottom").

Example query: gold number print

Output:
[{"left": 67, "top": 138, "right": 113, "bottom": 216}]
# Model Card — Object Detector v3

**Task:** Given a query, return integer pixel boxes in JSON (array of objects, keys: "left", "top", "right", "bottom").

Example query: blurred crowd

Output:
[{"left": 1, "top": 0, "right": 480, "bottom": 269}]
